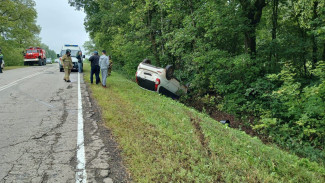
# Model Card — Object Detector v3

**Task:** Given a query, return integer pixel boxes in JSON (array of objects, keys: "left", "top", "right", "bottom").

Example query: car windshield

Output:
[
  {"left": 61, "top": 50, "right": 79, "bottom": 57},
  {"left": 26, "top": 50, "right": 37, "bottom": 53}
]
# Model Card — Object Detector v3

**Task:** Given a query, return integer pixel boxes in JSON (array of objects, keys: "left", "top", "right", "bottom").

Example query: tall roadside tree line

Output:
[
  {"left": 40, "top": 43, "right": 57, "bottom": 61},
  {"left": 70, "top": 0, "right": 325, "bottom": 164},
  {"left": 0, "top": 0, "right": 55, "bottom": 65}
]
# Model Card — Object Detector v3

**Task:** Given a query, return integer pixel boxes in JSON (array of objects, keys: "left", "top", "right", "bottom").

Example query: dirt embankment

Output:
[{"left": 183, "top": 98, "right": 272, "bottom": 144}]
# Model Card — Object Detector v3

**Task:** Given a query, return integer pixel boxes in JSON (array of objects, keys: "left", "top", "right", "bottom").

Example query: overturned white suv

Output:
[{"left": 135, "top": 59, "right": 187, "bottom": 98}]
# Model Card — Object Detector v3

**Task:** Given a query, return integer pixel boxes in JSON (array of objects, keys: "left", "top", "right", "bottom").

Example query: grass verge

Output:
[
  {"left": 83, "top": 63, "right": 325, "bottom": 182},
  {"left": 3, "top": 65, "right": 27, "bottom": 70}
]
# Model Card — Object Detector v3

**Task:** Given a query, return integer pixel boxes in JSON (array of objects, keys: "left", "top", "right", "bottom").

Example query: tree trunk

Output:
[
  {"left": 147, "top": 7, "right": 160, "bottom": 66},
  {"left": 312, "top": 36, "right": 317, "bottom": 66},
  {"left": 302, "top": 30, "right": 308, "bottom": 77},
  {"left": 270, "top": 0, "right": 279, "bottom": 71},
  {"left": 244, "top": 29, "right": 257, "bottom": 58},
  {"left": 271, "top": 0, "right": 278, "bottom": 40},
  {"left": 312, "top": 1, "right": 318, "bottom": 68},
  {"left": 239, "top": 0, "right": 266, "bottom": 58},
  {"left": 187, "top": 0, "right": 196, "bottom": 51},
  {"left": 322, "top": 43, "right": 325, "bottom": 61},
  {"left": 160, "top": 4, "right": 164, "bottom": 56},
  {"left": 149, "top": 32, "right": 160, "bottom": 66}
]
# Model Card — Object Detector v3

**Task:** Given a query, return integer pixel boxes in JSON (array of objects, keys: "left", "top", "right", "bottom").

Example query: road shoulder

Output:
[{"left": 81, "top": 77, "right": 131, "bottom": 183}]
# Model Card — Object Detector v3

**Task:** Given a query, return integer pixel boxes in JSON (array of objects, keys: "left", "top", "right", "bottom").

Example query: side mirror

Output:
[
  {"left": 57, "top": 54, "right": 60, "bottom": 58},
  {"left": 82, "top": 55, "right": 85, "bottom": 58}
]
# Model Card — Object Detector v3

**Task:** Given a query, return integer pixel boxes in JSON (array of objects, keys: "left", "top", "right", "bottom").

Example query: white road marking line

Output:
[
  {"left": 0, "top": 72, "right": 43, "bottom": 92},
  {"left": 76, "top": 72, "right": 87, "bottom": 183}
]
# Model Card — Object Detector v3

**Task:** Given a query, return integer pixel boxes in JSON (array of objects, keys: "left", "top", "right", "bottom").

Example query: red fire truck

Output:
[{"left": 24, "top": 47, "right": 47, "bottom": 66}]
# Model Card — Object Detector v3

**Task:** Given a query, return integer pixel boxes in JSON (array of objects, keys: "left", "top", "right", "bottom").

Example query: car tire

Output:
[
  {"left": 165, "top": 65, "right": 174, "bottom": 80},
  {"left": 60, "top": 68, "right": 63, "bottom": 72},
  {"left": 38, "top": 59, "right": 42, "bottom": 66},
  {"left": 142, "top": 59, "right": 151, "bottom": 64},
  {"left": 24, "top": 62, "right": 28, "bottom": 66}
]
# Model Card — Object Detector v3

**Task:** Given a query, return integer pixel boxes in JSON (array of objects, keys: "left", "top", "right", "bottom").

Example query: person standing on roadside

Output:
[
  {"left": 62, "top": 49, "right": 73, "bottom": 82},
  {"left": 89, "top": 51, "right": 100, "bottom": 84},
  {"left": 107, "top": 55, "right": 113, "bottom": 76},
  {"left": 99, "top": 50, "right": 109, "bottom": 88},
  {"left": 76, "top": 51, "right": 83, "bottom": 73},
  {"left": 0, "top": 51, "right": 3, "bottom": 73}
]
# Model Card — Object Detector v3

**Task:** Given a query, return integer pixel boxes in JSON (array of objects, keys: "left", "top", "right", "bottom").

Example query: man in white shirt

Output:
[{"left": 99, "top": 50, "right": 109, "bottom": 88}]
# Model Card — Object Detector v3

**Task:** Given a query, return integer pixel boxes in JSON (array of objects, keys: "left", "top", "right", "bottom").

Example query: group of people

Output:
[
  {"left": 89, "top": 50, "right": 110, "bottom": 88},
  {"left": 61, "top": 49, "right": 111, "bottom": 88}
]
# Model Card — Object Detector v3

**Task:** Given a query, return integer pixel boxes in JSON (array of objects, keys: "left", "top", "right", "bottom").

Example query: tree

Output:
[
  {"left": 69, "top": 0, "right": 325, "bottom": 168},
  {"left": 83, "top": 40, "right": 97, "bottom": 55},
  {"left": 239, "top": 0, "right": 266, "bottom": 57},
  {"left": 0, "top": 0, "right": 40, "bottom": 65},
  {"left": 40, "top": 43, "right": 56, "bottom": 60}
]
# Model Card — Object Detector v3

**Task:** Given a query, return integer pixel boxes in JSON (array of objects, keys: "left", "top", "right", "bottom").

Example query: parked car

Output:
[
  {"left": 46, "top": 58, "right": 52, "bottom": 64},
  {"left": 1, "top": 60, "right": 4, "bottom": 69},
  {"left": 135, "top": 59, "right": 187, "bottom": 98}
]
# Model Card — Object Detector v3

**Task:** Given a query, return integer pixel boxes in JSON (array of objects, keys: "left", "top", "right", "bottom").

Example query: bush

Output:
[
  {"left": 254, "top": 62, "right": 325, "bottom": 165},
  {"left": 0, "top": 40, "right": 24, "bottom": 66}
]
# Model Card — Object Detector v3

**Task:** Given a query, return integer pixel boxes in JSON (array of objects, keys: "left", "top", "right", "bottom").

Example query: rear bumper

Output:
[{"left": 24, "top": 59, "right": 39, "bottom": 62}]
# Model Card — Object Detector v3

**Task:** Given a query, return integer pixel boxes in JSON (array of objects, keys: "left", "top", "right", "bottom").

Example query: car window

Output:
[
  {"left": 26, "top": 50, "right": 37, "bottom": 53},
  {"left": 61, "top": 50, "right": 79, "bottom": 57}
]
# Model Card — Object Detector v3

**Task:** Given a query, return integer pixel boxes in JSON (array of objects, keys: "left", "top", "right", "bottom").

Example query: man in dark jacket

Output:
[
  {"left": 0, "top": 51, "right": 4, "bottom": 73},
  {"left": 89, "top": 51, "right": 100, "bottom": 84},
  {"left": 76, "top": 51, "right": 83, "bottom": 73}
]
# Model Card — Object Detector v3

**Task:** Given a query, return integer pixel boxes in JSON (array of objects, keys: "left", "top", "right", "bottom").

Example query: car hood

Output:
[{"left": 71, "top": 57, "right": 78, "bottom": 63}]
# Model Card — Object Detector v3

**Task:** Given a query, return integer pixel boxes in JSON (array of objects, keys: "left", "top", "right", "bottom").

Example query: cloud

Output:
[{"left": 35, "top": 0, "right": 89, "bottom": 53}]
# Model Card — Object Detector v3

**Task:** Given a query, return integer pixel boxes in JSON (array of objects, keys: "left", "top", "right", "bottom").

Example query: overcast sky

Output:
[{"left": 34, "top": 0, "right": 89, "bottom": 53}]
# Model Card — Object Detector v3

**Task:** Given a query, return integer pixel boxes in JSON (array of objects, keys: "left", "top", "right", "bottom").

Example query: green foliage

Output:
[
  {"left": 40, "top": 43, "right": 57, "bottom": 60},
  {"left": 0, "top": 0, "right": 40, "bottom": 66},
  {"left": 254, "top": 62, "right": 325, "bottom": 163},
  {"left": 83, "top": 63, "right": 325, "bottom": 182},
  {"left": 0, "top": 39, "right": 24, "bottom": 65},
  {"left": 70, "top": 0, "right": 325, "bottom": 164}
]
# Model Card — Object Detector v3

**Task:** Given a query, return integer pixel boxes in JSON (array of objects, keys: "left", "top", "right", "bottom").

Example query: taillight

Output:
[
  {"left": 135, "top": 72, "right": 138, "bottom": 83},
  {"left": 155, "top": 78, "right": 160, "bottom": 91}
]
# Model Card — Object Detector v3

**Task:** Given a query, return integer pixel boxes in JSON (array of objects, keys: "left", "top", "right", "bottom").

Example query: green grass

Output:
[
  {"left": 83, "top": 63, "right": 325, "bottom": 182},
  {"left": 4, "top": 65, "right": 27, "bottom": 70}
]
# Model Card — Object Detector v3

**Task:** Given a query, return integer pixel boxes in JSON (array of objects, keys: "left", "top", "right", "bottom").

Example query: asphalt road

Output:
[{"left": 0, "top": 64, "right": 128, "bottom": 183}]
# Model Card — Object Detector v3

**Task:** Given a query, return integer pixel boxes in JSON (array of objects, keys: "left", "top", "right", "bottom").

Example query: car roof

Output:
[{"left": 62, "top": 45, "right": 81, "bottom": 51}]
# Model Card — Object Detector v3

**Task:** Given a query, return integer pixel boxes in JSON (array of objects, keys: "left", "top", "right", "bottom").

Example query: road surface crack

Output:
[{"left": 1, "top": 149, "right": 28, "bottom": 182}]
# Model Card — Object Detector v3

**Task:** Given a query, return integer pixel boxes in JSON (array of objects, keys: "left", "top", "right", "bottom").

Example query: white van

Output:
[{"left": 57, "top": 44, "right": 82, "bottom": 72}]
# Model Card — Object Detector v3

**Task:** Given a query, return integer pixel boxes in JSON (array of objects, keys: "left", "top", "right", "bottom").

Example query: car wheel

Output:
[
  {"left": 165, "top": 65, "right": 174, "bottom": 80},
  {"left": 142, "top": 59, "right": 151, "bottom": 64},
  {"left": 60, "top": 68, "right": 63, "bottom": 72}
]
